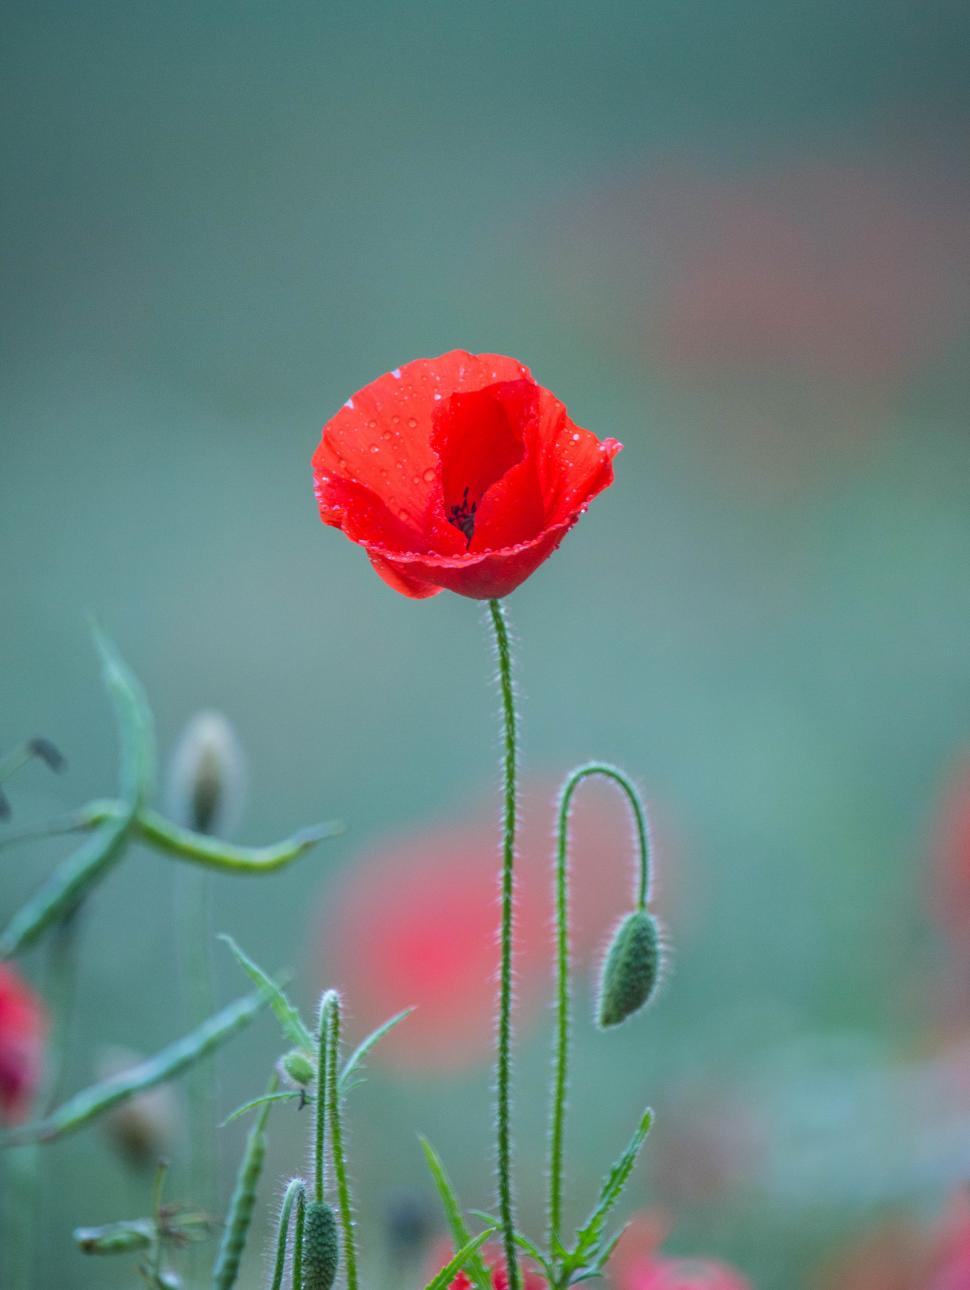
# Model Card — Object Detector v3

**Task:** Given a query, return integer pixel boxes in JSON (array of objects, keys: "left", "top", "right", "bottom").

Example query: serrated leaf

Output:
[
  {"left": 422, "top": 1228, "right": 496, "bottom": 1290},
  {"left": 564, "top": 1109, "right": 653, "bottom": 1274},
  {"left": 219, "top": 935, "right": 313, "bottom": 1051},
  {"left": 420, "top": 1139, "right": 491, "bottom": 1290}
]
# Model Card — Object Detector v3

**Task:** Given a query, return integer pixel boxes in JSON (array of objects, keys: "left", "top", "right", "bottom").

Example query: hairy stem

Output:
[
  {"left": 326, "top": 995, "right": 358, "bottom": 1290},
  {"left": 487, "top": 597, "right": 520, "bottom": 1290},
  {"left": 548, "top": 762, "right": 652, "bottom": 1252}
]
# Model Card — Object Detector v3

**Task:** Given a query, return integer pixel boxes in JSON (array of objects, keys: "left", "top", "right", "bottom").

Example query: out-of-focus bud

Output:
[
  {"left": 97, "top": 1046, "right": 178, "bottom": 1169},
  {"left": 596, "top": 909, "right": 663, "bottom": 1028},
  {"left": 167, "top": 711, "right": 245, "bottom": 836},
  {"left": 281, "top": 1048, "right": 316, "bottom": 1086},
  {"left": 302, "top": 1200, "right": 339, "bottom": 1290}
]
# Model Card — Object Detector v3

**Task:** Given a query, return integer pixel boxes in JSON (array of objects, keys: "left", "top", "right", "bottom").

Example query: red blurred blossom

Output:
[
  {"left": 609, "top": 1214, "right": 753, "bottom": 1290},
  {"left": 0, "top": 964, "right": 46, "bottom": 1123},
  {"left": 929, "top": 751, "right": 970, "bottom": 957},
  {"left": 816, "top": 1188, "right": 970, "bottom": 1290},
  {"left": 312, "top": 351, "right": 620, "bottom": 600},
  {"left": 444, "top": 1245, "right": 546, "bottom": 1290},
  {"left": 315, "top": 777, "right": 674, "bottom": 1072}
]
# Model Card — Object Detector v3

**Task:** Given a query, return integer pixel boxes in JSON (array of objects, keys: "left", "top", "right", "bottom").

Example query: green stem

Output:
[
  {"left": 269, "top": 1178, "right": 305, "bottom": 1290},
  {"left": 314, "top": 993, "right": 333, "bottom": 1203},
  {"left": 326, "top": 993, "right": 358, "bottom": 1290},
  {"left": 177, "top": 865, "right": 216, "bottom": 1230},
  {"left": 487, "top": 598, "right": 520, "bottom": 1290},
  {"left": 548, "top": 762, "right": 652, "bottom": 1253}
]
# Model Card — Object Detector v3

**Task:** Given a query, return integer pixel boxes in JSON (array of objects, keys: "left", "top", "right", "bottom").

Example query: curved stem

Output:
[
  {"left": 487, "top": 598, "right": 520, "bottom": 1290},
  {"left": 326, "top": 995, "right": 358, "bottom": 1290},
  {"left": 548, "top": 762, "right": 652, "bottom": 1251}
]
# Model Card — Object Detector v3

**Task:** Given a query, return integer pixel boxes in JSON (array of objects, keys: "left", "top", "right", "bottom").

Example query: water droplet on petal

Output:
[
  {"left": 423, "top": 468, "right": 436, "bottom": 483},
  {"left": 407, "top": 417, "right": 418, "bottom": 428}
]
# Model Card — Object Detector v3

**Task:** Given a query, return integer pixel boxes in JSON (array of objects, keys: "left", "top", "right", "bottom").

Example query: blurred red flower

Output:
[
  {"left": 929, "top": 751, "right": 970, "bottom": 955},
  {"left": 312, "top": 351, "right": 620, "bottom": 600},
  {"left": 0, "top": 963, "right": 46, "bottom": 1123},
  {"left": 609, "top": 1214, "right": 753, "bottom": 1290},
  {"left": 445, "top": 1246, "right": 546, "bottom": 1290},
  {"left": 315, "top": 777, "right": 666, "bottom": 1071}
]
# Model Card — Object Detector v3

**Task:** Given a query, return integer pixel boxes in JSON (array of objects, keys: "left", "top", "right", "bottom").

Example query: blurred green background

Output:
[{"left": 2, "top": 2, "right": 969, "bottom": 1287}]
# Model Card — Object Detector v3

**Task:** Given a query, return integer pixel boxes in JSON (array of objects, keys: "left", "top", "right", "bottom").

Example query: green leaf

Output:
[
  {"left": 467, "top": 1214, "right": 554, "bottom": 1284},
  {"left": 339, "top": 1007, "right": 414, "bottom": 1093},
  {"left": 211, "top": 1077, "right": 277, "bottom": 1289},
  {"left": 564, "top": 1109, "right": 653, "bottom": 1274},
  {"left": 0, "top": 630, "right": 155, "bottom": 959},
  {"left": 1, "top": 990, "right": 268, "bottom": 1147},
  {"left": 220, "top": 1090, "right": 307, "bottom": 1126},
  {"left": 419, "top": 1139, "right": 491, "bottom": 1290},
  {"left": 219, "top": 935, "right": 313, "bottom": 1051},
  {"left": 422, "top": 1229, "right": 497, "bottom": 1290}
]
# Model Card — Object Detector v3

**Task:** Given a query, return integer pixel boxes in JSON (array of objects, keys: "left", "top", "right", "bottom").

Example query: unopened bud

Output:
[
  {"left": 302, "top": 1200, "right": 339, "bottom": 1290},
  {"left": 282, "top": 1049, "right": 316, "bottom": 1086},
  {"left": 167, "top": 711, "right": 245, "bottom": 836},
  {"left": 596, "top": 909, "right": 662, "bottom": 1028}
]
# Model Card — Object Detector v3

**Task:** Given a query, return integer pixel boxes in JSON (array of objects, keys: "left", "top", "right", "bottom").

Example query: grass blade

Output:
[
  {"left": 419, "top": 1137, "right": 491, "bottom": 1290},
  {"left": 211, "top": 1078, "right": 277, "bottom": 1289},
  {"left": 422, "top": 1229, "right": 497, "bottom": 1290},
  {"left": 340, "top": 1007, "right": 413, "bottom": 1093},
  {"left": 219, "top": 935, "right": 313, "bottom": 1051},
  {"left": 1, "top": 990, "right": 267, "bottom": 1146}
]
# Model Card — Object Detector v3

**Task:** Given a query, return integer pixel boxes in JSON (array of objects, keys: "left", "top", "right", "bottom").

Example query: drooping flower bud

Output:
[
  {"left": 596, "top": 909, "right": 662, "bottom": 1028},
  {"left": 282, "top": 1049, "right": 316, "bottom": 1087},
  {"left": 167, "top": 711, "right": 245, "bottom": 836},
  {"left": 302, "top": 1200, "right": 339, "bottom": 1290}
]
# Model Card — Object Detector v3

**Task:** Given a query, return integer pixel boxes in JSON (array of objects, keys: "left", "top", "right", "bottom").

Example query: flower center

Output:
[{"left": 447, "top": 486, "right": 477, "bottom": 545}]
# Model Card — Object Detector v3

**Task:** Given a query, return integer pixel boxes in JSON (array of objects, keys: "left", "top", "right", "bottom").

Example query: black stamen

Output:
[{"left": 447, "top": 485, "right": 477, "bottom": 545}]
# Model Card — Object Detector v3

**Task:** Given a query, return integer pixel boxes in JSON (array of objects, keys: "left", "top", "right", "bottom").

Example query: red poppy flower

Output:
[
  {"left": 311, "top": 351, "right": 621, "bottom": 599},
  {"left": 431, "top": 1242, "right": 545, "bottom": 1289},
  {"left": 610, "top": 1215, "right": 753, "bottom": 1290},
  {"left": 0, "top": 964, "right": 46, "bottom": 1123},
  {"left": 313, "top": 777, "right": 658, "bottom": 1071}
]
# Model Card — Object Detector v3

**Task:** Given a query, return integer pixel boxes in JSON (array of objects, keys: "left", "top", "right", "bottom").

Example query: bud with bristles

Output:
[
  {"left": 282, "top": 1049, "right": 315, "bottom": 1086},
  {"left": 597, "top": 909, "right": 661, "bottom": 1028},
  {"left": 167, "top": 710, "right": 245, "bottom": 836},
  {"left": 301, "top": 1200, "right": 339, "bottom": 1290}
]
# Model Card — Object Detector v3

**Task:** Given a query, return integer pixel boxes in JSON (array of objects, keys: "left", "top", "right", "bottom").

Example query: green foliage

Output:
[
  {"left": 0, "top": 990, "right": 268, "bottom": 1147},
  {"left": 210, "top": 1079, "right": 276, "bottom": 1290},
  {"left": 421, "top": 1228, "right": 498, "bottom": 1290},
  {"left": 419, "top": 1136, "right": 492, "bottom": 1290}
]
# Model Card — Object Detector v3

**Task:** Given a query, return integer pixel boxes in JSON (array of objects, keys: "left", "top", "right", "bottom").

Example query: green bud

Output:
[
  {"left": 596, "top": 909, "right": 661, "bottom": 1028},
  {"left": 302, "top": 1200, "right": 339, "bottom": 1290},
  {"left": 282, "top": 1049, "right": 316, "bottom": 1086}
]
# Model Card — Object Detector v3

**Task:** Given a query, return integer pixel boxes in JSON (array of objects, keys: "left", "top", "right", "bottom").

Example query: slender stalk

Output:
[
  {"left": 487, "top": 597, "right": 520, "bottom": 1290},
  {"left": 548, "top": 762, "right": 652, "bottom": 1253},
  {"left": 178, "top": 865, "right": 216, "bottom": 1224},
  {"left": 326, "top": 994, "right": 358, "bottom": 1290},
  {"left": 314, "top": 993, "right": 333, "bottom": 1203},
  {"left": 269, "top": 1178, "right": 305, "bottom": 1290}
]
